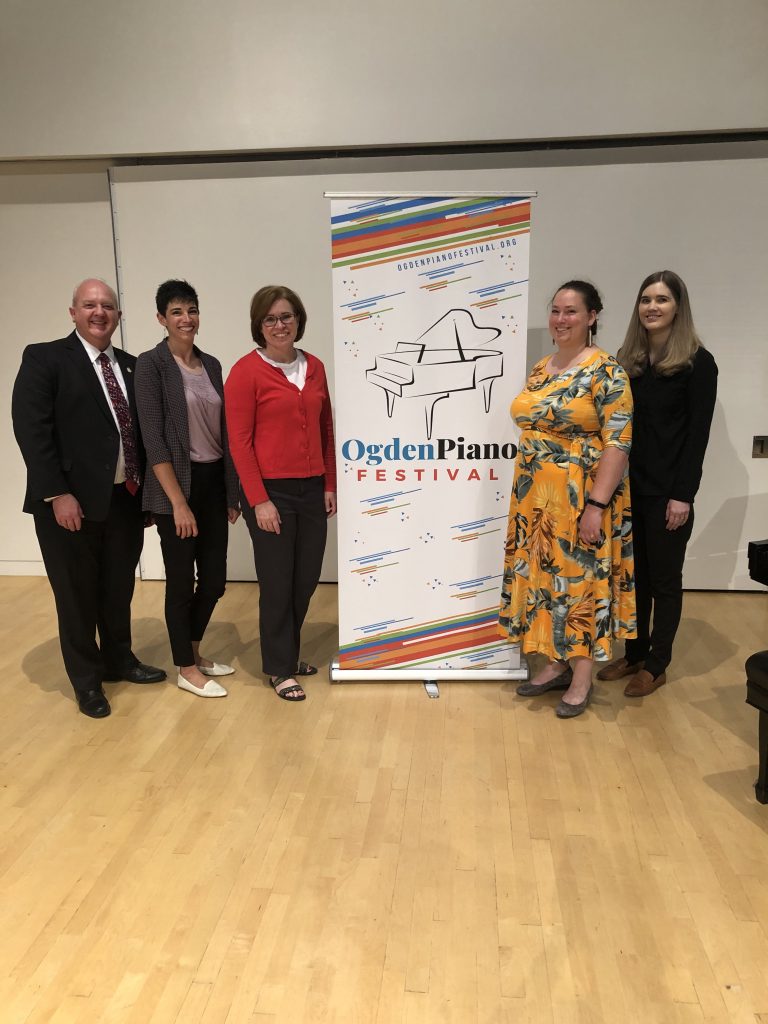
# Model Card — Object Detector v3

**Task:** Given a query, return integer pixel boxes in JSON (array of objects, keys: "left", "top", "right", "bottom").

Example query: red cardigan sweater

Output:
[{"left": 224, "top": 349, "right": 337, "bottom": 508}]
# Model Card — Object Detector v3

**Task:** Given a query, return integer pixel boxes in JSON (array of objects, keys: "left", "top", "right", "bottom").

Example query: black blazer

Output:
[
  {"left": 134, "top": 338, "right": 239, "bottom": 515},
  {"left": 629, "top": 347, "right": 718, "bottom": 503},
  {"left": 12, "top": 332, "right": 143, "bottom": 521}
]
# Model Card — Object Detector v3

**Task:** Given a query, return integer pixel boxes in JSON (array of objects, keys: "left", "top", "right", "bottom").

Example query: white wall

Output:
[
  {"left": 0, "top": 169, "right": 116, "bottom": 573},
  {"left": 2, "top": 145, "right": 767, "bottom": 588},
  {"left": 0, "top": 0, "right": 765, "bottom": 160},
  {"left": 1, "top": 0, "right": 766, "bottom": 588},
  {"left": 105, "top": 147, "right": 768, "bottom": 589}
]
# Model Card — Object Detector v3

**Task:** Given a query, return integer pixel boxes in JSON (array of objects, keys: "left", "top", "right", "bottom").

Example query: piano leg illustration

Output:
[
  {"left": 382, "top": 391, "right": 450, "bottom": 440},
  {"left": 482, "top": 378, "right": 495, "bottom": 413},
  {"left": 424, "top": 394, "right": 449, "bottom": 439}
]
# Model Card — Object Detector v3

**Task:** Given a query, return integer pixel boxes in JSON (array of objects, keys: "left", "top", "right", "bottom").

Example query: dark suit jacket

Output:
[
  {"left": 134, "top": 338, "right": 239, "bottom": 515},
  {"left": 12, "top": 331, "right": 143, "bottom": 521}
]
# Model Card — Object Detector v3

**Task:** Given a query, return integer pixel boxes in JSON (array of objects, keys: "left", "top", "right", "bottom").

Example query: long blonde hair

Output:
[{"left": 617, "top": 270, "right": 703, "bottom": 377}]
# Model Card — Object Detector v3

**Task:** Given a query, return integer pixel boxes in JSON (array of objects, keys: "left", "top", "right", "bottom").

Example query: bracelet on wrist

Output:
[{"left": 586, "top": 497, "right": 608, "bottom": 510}]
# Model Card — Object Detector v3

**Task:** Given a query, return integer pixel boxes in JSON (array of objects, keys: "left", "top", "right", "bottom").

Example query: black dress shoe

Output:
[
  {"left": 77, "top": 688, "right": 111, "bottom": 718},
  {"left": 103, "top": 663, "right": 167, "bottom": 684}
]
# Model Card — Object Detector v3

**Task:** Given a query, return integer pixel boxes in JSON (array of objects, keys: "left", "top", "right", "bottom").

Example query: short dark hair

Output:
[
  {"left": 155, "top": 279, "right": 199, "bottom": 316},
  {"left": 249, "top": 285, "right": 307, "bottom": 347},
  {"left": 551, "top": 279, "right": 603, "bottom": 338}
]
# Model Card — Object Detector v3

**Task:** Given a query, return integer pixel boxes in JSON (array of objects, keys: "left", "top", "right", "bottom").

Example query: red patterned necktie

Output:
[{"left": 97, "top": 353, "right": 141, "bottom": 495}]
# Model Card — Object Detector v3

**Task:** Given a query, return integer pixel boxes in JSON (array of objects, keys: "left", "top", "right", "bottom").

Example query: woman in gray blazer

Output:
[{"left": 135, "top": 280, "right": 240, "bottom": 697}]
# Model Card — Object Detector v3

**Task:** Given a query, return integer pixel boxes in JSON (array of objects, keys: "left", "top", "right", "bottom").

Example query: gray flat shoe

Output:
[
  {"left": 555, "top": 683, "right": 593, "bottom": 719},
  {"left": 516, "top": 665, "right": 573, "bottom": 696}
]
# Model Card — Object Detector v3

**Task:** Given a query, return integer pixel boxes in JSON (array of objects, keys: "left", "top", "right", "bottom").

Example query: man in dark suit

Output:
[{"left": 12, "top": 278, "right": 166, "bottom": 718}]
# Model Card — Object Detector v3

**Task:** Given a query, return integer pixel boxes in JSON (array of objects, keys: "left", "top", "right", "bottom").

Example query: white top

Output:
[
  {"left": 77, "top": 332, "right": 128, "bottom": 484},
  {"left": 256, "top": 348, "right": 307, "bottom": 390}
]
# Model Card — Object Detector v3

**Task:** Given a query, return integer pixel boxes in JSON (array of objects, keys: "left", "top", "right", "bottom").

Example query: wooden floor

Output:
[{"left": 1, "top": 578, "right": 767, "bottom": 1023}]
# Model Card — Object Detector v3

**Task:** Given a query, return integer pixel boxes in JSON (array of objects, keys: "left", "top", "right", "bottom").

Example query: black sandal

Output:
[
  {"left": 270, "top": 675, "right": 306, "bottom": 701},
  {"left": 296, "top": 662, "right": 318, "bottom": 677}
]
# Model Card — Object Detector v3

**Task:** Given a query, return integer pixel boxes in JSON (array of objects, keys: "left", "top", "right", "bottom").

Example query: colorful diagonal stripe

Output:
[{"left": 339, "top": 607, "right": 503, "bottom": 669}]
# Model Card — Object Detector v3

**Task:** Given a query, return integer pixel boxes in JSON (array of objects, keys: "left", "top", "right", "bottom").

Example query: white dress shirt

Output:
[{"left": 77, "top": 331, "right": 129, "bottom": 484}]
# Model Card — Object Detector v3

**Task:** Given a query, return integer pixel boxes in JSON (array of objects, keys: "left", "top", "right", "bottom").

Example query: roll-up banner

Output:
[{"left": 328, "top": 193, "right": 534, "bottom": 681}]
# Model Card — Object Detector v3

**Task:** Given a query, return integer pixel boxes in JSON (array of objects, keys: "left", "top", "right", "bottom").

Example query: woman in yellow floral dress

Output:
[{"left": 499, "top": 280, "right": 636, "bottom": 718}]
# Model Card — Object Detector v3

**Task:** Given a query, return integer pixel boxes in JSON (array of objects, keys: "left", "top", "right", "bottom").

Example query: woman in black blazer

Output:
[
  {"left": 598, "top": 270, "right": 717, "bottom": 697},
  {"left": 135, "top": 280, "right": 240, "bottom": 697}
]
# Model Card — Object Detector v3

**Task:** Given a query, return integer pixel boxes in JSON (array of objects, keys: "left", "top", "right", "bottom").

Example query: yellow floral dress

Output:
[{"left": 498, "top": 349, "right": 636, "bottom": 662}]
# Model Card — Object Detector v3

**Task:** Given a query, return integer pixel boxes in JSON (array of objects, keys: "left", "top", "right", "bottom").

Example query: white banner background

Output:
[{"left": 330, "top": 195, "right": 532, "bottom": 679}]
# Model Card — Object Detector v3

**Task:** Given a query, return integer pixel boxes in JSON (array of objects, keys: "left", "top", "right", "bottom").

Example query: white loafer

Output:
[
  {"left": 177, "top": 673, "right": 227, "bottom": 697},
  {"left": 198, "top": 662, "right": 235, "bottom": 677}
]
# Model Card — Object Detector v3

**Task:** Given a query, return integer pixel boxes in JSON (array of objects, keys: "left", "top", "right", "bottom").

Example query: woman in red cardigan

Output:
[{"left": 225, "top": 285, "right": 337, "bottom": 701}]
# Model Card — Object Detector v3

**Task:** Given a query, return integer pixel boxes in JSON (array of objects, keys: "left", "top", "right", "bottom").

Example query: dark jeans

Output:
[
  {"left": 624, "top": 493, "right": 694, "bottom": 678},
  {"left": 34, "top": 483, "right": 144, "bottom": 695},
  {"left": 242, "top": 476, "right": 327, "bottom": 678},
  {"left": 155, "top": 460, "right": 228, "bottom": 667}
]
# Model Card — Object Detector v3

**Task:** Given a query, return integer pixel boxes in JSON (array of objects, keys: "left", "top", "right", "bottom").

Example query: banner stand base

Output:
[{"left": 329, "top": 657, "right": 529, "bottom": 683}]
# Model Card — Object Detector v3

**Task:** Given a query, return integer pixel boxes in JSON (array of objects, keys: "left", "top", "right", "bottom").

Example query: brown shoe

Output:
[
  {"left": 596, "top": 657, "right": 643, "bottom": 681},
  {"left": 624, "top": 670, "right": 667, "bottom": 697}
]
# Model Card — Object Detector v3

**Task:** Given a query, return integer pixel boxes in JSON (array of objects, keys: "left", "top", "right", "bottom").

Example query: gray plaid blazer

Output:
[{"left": 135, "top": 339, "right": 240, "bottom": 515}]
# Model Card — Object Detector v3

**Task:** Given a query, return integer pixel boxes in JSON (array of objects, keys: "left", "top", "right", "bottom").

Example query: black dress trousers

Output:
[
  {"left": 242, "top": 476, "right": 327, "bottom": 678},
  {"left": 34, "top": 483, "right": 144, "bottom": 695},
  {"left": 154, "top": 460, "right": 229, "bottom": 667},
  {"left": 623, "top": 493, "right": 694, "bottom": 678}
]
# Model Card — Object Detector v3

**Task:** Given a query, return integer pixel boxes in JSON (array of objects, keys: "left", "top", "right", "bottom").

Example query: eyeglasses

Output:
[{"left": 262, "top": 313, "right": 297, "bottom": 328}]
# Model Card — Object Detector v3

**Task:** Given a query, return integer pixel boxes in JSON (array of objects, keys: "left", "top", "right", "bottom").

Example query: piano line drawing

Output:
[{"left": 366, "top": 308, "right": 503, "bottom": 440}]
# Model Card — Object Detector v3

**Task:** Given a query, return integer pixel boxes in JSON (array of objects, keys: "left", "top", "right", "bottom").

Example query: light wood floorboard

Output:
[{"left": 0, "top": 579, "right": 766, "bottom": 1023}]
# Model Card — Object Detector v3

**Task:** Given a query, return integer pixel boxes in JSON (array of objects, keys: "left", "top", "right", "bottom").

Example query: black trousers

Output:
[
  {"left": 242, "top": 476, "right": 327, "bottom": 678},
  {"left": 154, "top": 460, "right": 228, "bottom": 667},
  {"left": 624, "top": 493, "right": 694, "bottom": 678},
  {"left": 34, "top": 483, "right": 145, "bottom": 696}
]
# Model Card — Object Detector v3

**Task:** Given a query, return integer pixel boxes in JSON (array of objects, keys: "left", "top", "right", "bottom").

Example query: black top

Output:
[{"left": 629, "top": 346, "right": 718, "bottom": 503}]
